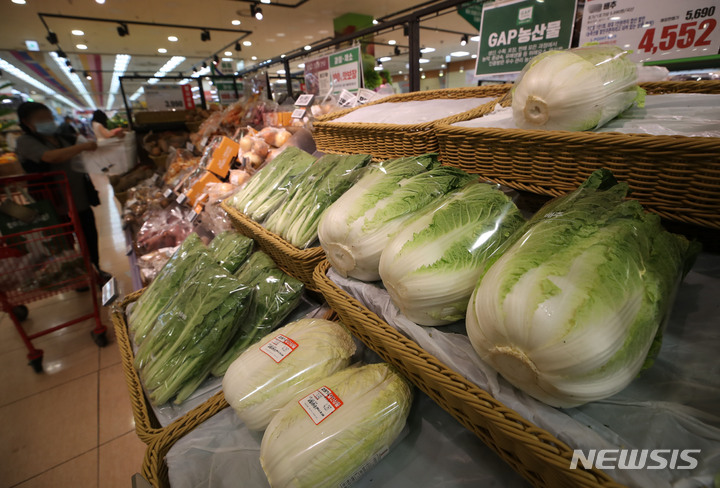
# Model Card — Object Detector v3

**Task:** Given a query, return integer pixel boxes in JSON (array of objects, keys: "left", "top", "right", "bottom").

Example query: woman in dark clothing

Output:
[{"left": 15, "top": 102, "right": 112, "bottom": 284}]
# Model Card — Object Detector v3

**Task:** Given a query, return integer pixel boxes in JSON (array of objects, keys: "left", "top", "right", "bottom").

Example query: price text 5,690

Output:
[
  {"left": 638, "top": 19, "right": 716, "bottom": 54},
  {"left": 686, "top": 6, "right": 715, "bottom": 20}
]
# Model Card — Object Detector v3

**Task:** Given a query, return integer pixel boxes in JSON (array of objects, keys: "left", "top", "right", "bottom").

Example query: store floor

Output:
[{"left": 0, "top": 175, "right": 145, "bottom": 488}]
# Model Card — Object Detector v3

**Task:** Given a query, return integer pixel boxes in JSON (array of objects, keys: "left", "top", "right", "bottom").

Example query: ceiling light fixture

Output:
[
  {"left": 461, "top": 34, "right": 469, "bottom": 46},
  {"left": 95, "top": 0, "right": 105, "bottom": 4},
  {"left": 251, "top": 56, "right": 258, "bottom": 61},
  {"left": 450, "top": 51, "right": 470, "bottom": 57},
  {"left": 71, "top": 30, "right": 84, "bottom": 36},
  {"left": 388, "top": 40, "right": 396, "bottom": 45},
  {"left": 201, "top": 29, "right": 211, "bottom": 42},
  {"left": 0, "top": 56, "right": 80, "bottom": 109},
  {"left": 213, "top": 55, "right": 219, "bottom": 65},
  {"left": 117, "top": 22, "right": 129, "bottom": 37},
  {"left": 280, "top": 54, "right": 285, "bottom": 58},
  {"left": 76, "top": 44, "right": 88, "bottom": 50},
  {"left": 251, "top": 5, "right": 263, "bottom": 20},
  {"left": 471, "top": 54, "right": 477, "bottom": 59},
  {"left": 106, "top": 53, "right": 131, "bottom": 110},
  {"left": 243, "top": 40, "right": 252, "bottom": 46},
  {"left": 46, "top": 32, "right": 58, "bottom": 44},
  {"left": 65, "top": 60, "right": 72, "bottom": 67},
  {"left": 158, "top": 48, "right": 167, "bottom": 53},
  {"left": 297, "top": 63, "right": 305, "bottom": 68},
  {"left": 261, "top": 0, "right": 271, "bottom": 3},
  {"left": 419, "top": 58, "right": 429, "bottom": 64},
  {"left": 49, "top": 51, "right": 96, "bottom": 109},
  {"left": 304, "top": 45, "right": 311, "bottom": 51},
  {"left": 12, "top": 0, "right": 27, "bottom": 4},
  {"left": 420, "top": 47, "right": 435, "bottom": 53},
  {"left": 168, "top": 36, "right": 178, "bottom": 42},
  {"left": 129, "top": 87, "right": 145, "bottom": 102},
  {"left": 470, "top": 35, "right": 479, "bottom": 42},
  {"left": 379, "top": 56, "right": 391, "bottom": 62},
  {"left": 224, "top": 51, "right": 232, "bottom": 56},
  {"left": 277, "top": 69, "right": 285, "bottom": 74},
  {"left": 372, "top": 19, "right": 379, "bottom": 25},
  {"left": 231, "top": 19, "right": 241, "bottom": 26}
]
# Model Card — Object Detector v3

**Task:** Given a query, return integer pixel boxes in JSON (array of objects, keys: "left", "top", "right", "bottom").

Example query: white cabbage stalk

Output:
[
  {"left": 222, "top": 319, "right": 356, "bottom": 430},
  {"left": 260, "top": 363, "right": 412, "bottom": 488},
  {"left": 512, "top": 46, "right": 643, "bottom": 131},
  {"left": 379, "top": 182, "right": 524, "bottom": 326},
  {"left": 319, "top": 163, "right": 471, "bottom": 281},
  {"left": 318, "top": 154, "right": 439, "bottom": 281},
  {"left": 466, "top": 169, "right": 696, "bottom": 407}
]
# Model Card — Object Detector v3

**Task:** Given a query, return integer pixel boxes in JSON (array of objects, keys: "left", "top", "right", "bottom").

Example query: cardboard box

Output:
[
  {"left": 184, "top": 171, "right": 220, "bottom": 207},
  {"left": 206, "top": 137, "right": 239, "bottom": 178}
]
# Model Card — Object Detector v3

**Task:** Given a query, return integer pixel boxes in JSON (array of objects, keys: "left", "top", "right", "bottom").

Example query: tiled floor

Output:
[{"left": 0, "top": 175, "right": 146, "bottom": 488}]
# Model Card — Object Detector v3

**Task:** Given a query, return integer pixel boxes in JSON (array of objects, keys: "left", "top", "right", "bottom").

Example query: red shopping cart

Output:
[{"left": 0, "top": 172, "right": 107, "bottom": 372}]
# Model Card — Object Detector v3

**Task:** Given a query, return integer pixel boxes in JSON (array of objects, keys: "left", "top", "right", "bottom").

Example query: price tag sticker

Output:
[
  {"left": 188, "top": 209, "right": 200, "bottom": 223},
  {"left": 298, "top": 386, "right": 343, "bottom": 425},
  {"left": 163, "top": 188, "right": 173, "bottom": 199},
  {"left": 260, "top": 334, "right": 299, "bottom": 363},
  {"left": 101, "top": 277, "right": 119, "bottom": 307},
  {"left": 186, "top": 142, "right": 195, "bottom": 152},
  {"left": 294, "top": 94, "right": 315, "bottom": 106},
  {"left": 337, "top": 89, "right": 358, "bottom": 108},
  {"left": 176, "top": 193, "right": 188, "bottom": 205},
  {"left": 291, "top": 108, "right": 307, "bottom": 119},
  {"left": 356, "top": 88, "right": 379, "bottom": 105}
]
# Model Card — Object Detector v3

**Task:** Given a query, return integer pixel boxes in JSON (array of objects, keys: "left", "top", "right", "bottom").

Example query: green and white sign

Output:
[
  {"left": 475, "top": 0, "right": 578, "bottom": 76},
  {"left": 215, "top": 81, "right": 241, "bottom": 105},
  {"left": 304, "top": 46, "right": 362, "bottom": 96}
]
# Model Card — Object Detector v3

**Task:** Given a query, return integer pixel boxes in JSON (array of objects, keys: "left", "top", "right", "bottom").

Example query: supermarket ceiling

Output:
[{"left": 0, "top": 0, "right": 480, "bottom": 111}]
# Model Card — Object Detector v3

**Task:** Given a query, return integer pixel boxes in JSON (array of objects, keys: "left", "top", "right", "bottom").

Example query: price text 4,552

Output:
[{"left": 638, "top": 19, "right": 716, "bottom": 55}]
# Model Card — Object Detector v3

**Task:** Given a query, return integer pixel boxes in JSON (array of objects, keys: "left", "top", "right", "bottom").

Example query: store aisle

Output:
[{"left": 0, "top": 175, "right": 146, "bottom": 488}]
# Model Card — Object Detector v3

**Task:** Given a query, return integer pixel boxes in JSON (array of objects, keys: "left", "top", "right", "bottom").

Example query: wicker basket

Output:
[
  {"left": 437, "top": 81, "right": 720, "bottom": 229},
  {"left": 111, "top": 291, "right": 227, "bottom": 446},
  {"left": 142, "top": 393, "right": 230, "bottom": 488},
  {"left": 313, "top": 260, "right": 625, "bottom": 488},
  {"left": 313, "top": 85, "right": 511, "bottom": 160},
  {"left": 221, "top": 201, "right": 325, "bottom": 291}
]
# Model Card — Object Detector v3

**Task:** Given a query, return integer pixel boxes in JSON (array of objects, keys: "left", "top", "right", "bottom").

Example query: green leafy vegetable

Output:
[
  {"left": 466, "top": 169, "right": 699, "bottom": 407},
  {"left": 223, "top": 318, "right": 356, "bottom": 430},
  {"left": 379, "top": 182, "right": 525, "bottom": 325},
  {"left": 264, "top": 153, "right": 372, "bottom": 248},
  {"left": 209, "top": 230, "right": 254, "bottom": 273},
  {"left": 319, "top": 158, "right": 471, "bottom": 281},
  {"left": 260, "top": 363, "right": 412, "bottom": 488}
]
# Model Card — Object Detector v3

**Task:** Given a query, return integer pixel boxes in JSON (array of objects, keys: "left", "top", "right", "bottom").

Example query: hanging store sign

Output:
[
  {"left": 215, "top": 81, "right": 241, "bottom": 105},
  {"left": 475, "top": 0, "right": 578, "bottom": 76},
  {"left": 303, "top": 45, "right": 362, "bottom": 96},
  {"left": 579, "top": 0, "right": 720, "bottom": 64},
  {"left": 145, "top": 85, "right": 195, "bottom": 111}
]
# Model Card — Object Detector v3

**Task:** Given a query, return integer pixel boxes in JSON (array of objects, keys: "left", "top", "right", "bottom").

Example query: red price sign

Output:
[
  {"left": 638, "top": 17, "right": 716, "bottom": 55},
  {"left": 331, "top": 69, "right": 357, "bottom": 83}
]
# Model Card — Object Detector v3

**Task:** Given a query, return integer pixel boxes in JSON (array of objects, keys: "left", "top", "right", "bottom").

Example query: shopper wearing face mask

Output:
[{"left": 15, "top": 101, "right": 113, "bottom": 285}]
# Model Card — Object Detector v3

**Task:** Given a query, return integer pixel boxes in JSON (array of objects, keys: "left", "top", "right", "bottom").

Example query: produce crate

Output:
[
  {"left": 313, "top": 85, "right": 511, "bottom": 160},
  {"left": 313, "top": 259, "right": 624, "bottom": 488},
  {"left": 221, "top": 201, "right": 325, "bottom": 292},
  {"left": 436, "top": 81, "right": 720, "bottom": 229},
  {"left": 142, "top": 393, "right": 229, "bottom": 488},
  {"left": 110, "top": 290, "right": 228, "bottom": 445}
]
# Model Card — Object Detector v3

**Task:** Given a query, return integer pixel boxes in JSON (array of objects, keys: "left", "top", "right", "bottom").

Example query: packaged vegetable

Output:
[{"left": 209, "top": 231, "right": 254, "bottom": 273}]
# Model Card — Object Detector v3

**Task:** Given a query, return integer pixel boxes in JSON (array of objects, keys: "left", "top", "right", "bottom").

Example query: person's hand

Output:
[{"left": 83, "top": 141, "right": 98, "bottom": 151}]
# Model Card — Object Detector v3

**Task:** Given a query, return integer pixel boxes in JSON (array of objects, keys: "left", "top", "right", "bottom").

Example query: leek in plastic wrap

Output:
[
  {"left": 466, "top": 169, "right": 699, "bottom": 407},
  {"left": 512, "top": 46, "right": 644, "bottom": 131},
  {"left": 319, "top": 158, "right": 472, "bottom": 281},
  {"left": 209, "top": 230, "right": 254, "bottom": 273},
  {"left": 134, "top": 262, "right": 253, "bottom": 405},
  {"left": 212, "top": 252, "right": 305, "bottom": 376},
  {"left": 263, "top": 153, "right": 372, "bottom": 249},
  {"left": 379, "top": 182, "right": 525, "bottom": 325},
  {"left": 128, "top": 233, "right": 207, "bottom": 344},
  {"left": 222, "top": 318, "right": 356, "bottom": 430},
  {"left": 228, "top": 147, "right": 316, "bottom": 221},
  {"left": 260, "top": 363, "right": 412, "bottom": 488}
]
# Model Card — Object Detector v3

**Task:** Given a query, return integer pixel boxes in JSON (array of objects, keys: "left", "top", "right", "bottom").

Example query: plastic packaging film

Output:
[
  {"left": 133, "top": 261, "right": 253, "bottom": 406},
  {"left": 377, "top": 181, "right": 526, "bottom": 326},
  {"left": 222, "top": 318, "right": 356, "bottom": 430},
  {"left": 259, "top": 363, "right": 413, "bottom": 488},
  {"left": 511, "top": 45, "right": 643, "bottom": 131},
  {"left": 331, "top": 98, "right": 494, "bottom": 125}
]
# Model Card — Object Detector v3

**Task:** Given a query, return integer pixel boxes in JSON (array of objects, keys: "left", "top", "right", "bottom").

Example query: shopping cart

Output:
[{"left": 0, "top": 172, "right": 107, "bottom": 372}]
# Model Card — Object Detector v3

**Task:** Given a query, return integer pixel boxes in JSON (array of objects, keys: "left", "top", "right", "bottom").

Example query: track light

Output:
[
  {"left": 84, "top": 71, "right": 92, "bottom": 80},
  {"left": 65, "top": 60, "right": 72, "bottom": 68},
  {"left": 46, "top": 32, "right": 58, "bottom": 45},
  {"left": 394, "top": 46, "right": 401, "bottom": 56},
  {"left": 202, "top": 62, "right": 207, "bottom": 68},
  {"left": 201, "top": 30, "right": 211, "bottom": 42},
  {"left": 403, "top": 24, "right": 409, "bottom": 36},
  {"left": 56, "top": 48, "right": 67, "bottom": 59},
  {"left": 461, "top": 34, "right": 468, "bottom": 46},
  {"left": 251, "top": 4, "right": 263, "bottom": 20},
  {"left": 117, "top": 23, "right": 129, "bottom": 37},
  {"left": 213, "top": 55, "right": 219, "bottom": 65},
  {"left": 192, "top": 66, "right": 197, "bottom": 73},
  {"left": 69, "top": 68, "right": 76, "bottom": 74},
  {"left": 235, "top": 42, "right": 242, "bottom": 51}
]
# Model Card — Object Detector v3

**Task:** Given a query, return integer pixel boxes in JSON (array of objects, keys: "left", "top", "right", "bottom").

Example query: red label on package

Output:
[
  {"left": 260, "top": 334, "right": 299, "bottom": 363},
  {"left": 298, "top": 386, "right": 343, "bottom": 425}
]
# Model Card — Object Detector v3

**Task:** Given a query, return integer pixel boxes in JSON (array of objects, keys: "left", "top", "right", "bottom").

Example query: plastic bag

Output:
[
  {"left": 222, "top": 318, "right": 356, "bottom": 430},
  {"left": 377, "top": 181, "right": 525, "bottom": 325},
  {"left": 208, "top": 230, "right": 254, "bottom": 274},
  {"left": 77, "top": 132, "right": 137, "bottom": 174},
  {"left": 263, "top": 153, "right": 372, "bottom": 249},
  {"left": 137, "top": 246, "right": 177, "bottom": 285},
  {"left": 133, "top": 260, "right": 253, "bottom": 406},
  {"left": 260, "top": 363, "right": 413, "bottom": 488},
  {"left": 135, "top": 207, "right": 194, "bottom": 255},
  {"left": 211, "top": 252, "right": 305, "bottom": 376}
]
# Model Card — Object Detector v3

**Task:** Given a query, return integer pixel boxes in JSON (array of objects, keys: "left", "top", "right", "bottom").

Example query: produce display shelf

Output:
[
  {"left": 110, "top": 290, "right": 228, "bottom": 446},
  {"left": 222, "top": 201, "right": 325, "bottom": 292},
  {"left": 313, "top": 85, "right": 511, "bottom": 161},
  {"left": 436, "top": 81, "right": 720, "bottom": 230},
  {"left": 313, "top": 259, "right": 624, "bottom": 488}
]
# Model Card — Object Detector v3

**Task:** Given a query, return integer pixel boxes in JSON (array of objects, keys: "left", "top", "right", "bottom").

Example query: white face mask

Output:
[{"left": 35, "top": 121, "right": 57, "bottom": 135}]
